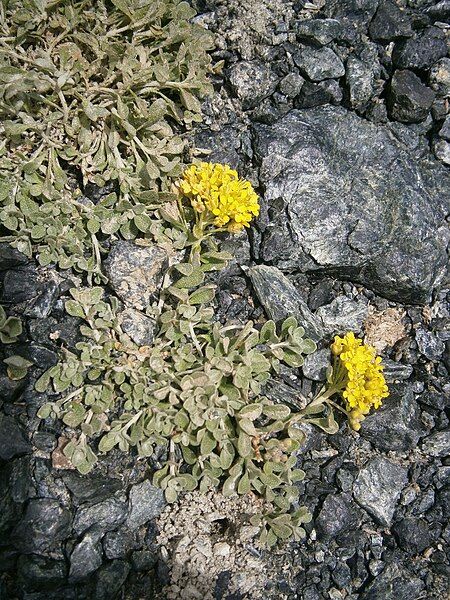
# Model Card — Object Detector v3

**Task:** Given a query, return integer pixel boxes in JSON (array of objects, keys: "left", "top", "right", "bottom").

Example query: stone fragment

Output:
[
  {"left": 247, "top": 265, "right": 324, "bottom": 341},
  {"left": 293, "top": 46, "right": 345, "bottom": 81},
  {"left": 415, "top": 327, "right": 445, "bottom": 360},
  {"left": 0, "top": 243, "right": 28, "bottom": 270},
  {"left": 0, "top": 415, "right": 31, "bottom": 460},
  {"left": 433, "top": 138, "right": 450, "bottom": 165},
  {"left": 429, "top": 57, "right": 450, "bottom": 97},
  {"left": 69, "top": 530, "right": 103, "bottom": 582},
  {"left": 381, "top": 359, "right": 413, "bottom": 382},
  {"left": 252, "top": 107, "right": 449, "bottom": 303},
  {"left": 73, "top": 498, "right": 128, "bottom": 535},
  {"left": 62, "top": 471, "right": 123, "bottom": 504},
  {"left": 393, "top": 517, "right": 438, "bottom": 553},
  {"left": 421, "top": 431, "right": 450, "bottom": 458},
  {"left": 439, "top": 116, "right": 450, "bottom": 141},
  {"left": 118, "top": 307, "right": 156, "bottom": 346},
  {"left": 279, "top": 72, "right": 305, "bottom": 98},
  {"left": 1, "top": 265, "right": 62, "bottom": 318},
  {"left": 17, "top": 555, "right": 67, "bottom": 591},
  {"left": 316, "top": 296, "right": 367, "bottom": 335},
  {"left": 388, "top": 69, "right": 435, "bottom": 123},
  {"left": 126, "top": 479, "right": 166, "bottom": 530},
  {"left": 360, "top": 385, "right": 424, "bottom": 451},
  {"left": 303, "top": 349, "right": 331, "bottom": 381},
  {"left": 345, "top": 45, "right": 381, "bottom": 110},
  {"left": 392, "top": 27, "right": 447, "bottom": 71},
  {"left": 104, "top": 241, "right": 168, "bottom": 311},
  {"left": 316, "top": 493, "right": 361, "bottom": 539},
  {"left": 95, "top": 560, "right": 131, "bottom": 600},
  {"left": 10, "top": 499, "right": 72, "bottom": 553},
  {"left": 295, "top": 18, "right": 342, "bottom": 45},
  {"left": 227, "top": 60, "right": 279, "bottom": 110},
  {"left": 360, "top": 563, "right": 424, "bottom": 600},
  {"left": 353, "top": 457, "right": 408, "bottom": 525},
  {"left": 295, "top": 79, "right": 343, "bottom": 108},
  {"left": 103, "top": 527, "right": 144, "bottom": 559},
  {"left": 369, "top": 1, "right": 412, "bottom": 41}
]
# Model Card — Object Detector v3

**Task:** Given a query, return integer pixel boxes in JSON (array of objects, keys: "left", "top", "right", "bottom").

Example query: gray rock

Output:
[
  {"left": 295, "top": 18, "right": 342, "bottom": 45},
  {"left": 316, "top": 493, "right": 361, "bottom": 539},
  {"left": 303, "top": 349, "right": 331, "bottom": 381},
  {"left": 369, "top": 1, "right": 413, "bottom": 41},
  {"left": 433, "top": 138, "right": 450, "bottom": 165},
  {"left": 0, "top": 415, "right": 31, "bottom": 460},
  {"left": 393, "top": 517, "right": 438, "bottom": 553},
  {"left": 62, "top": 472, "right": 123, "bottom": 504},
  {"left": 0, "top": 243, "right": 28, "bottom": 270},
  {"left": 73, "top": 497, "right": 128, "bottom": 535},
  {"left": 119, "top": 307, "right": 156, "bottom": 346},
  {"left": 388, "top": 70, "right": 435, "bottom": 123},
  {"left": 17, "top": 555, "right": 67, "bottom": 591},
  {"left": 392, "top": 27, "right": 447, "bottom": 71},
  {"left": 439, "top": 115, "right": 450, "bottom": 141},
  {"left": 316, "top": 296, "right": 367, "bottom": 335},
  {"left": 293, "top": 46, "right": 345, "bottom": 81},
  {"left": 253, "top": 107, "right": 449, "bottom": 303},
  {"left": 264, "top": 379, "right": 308, "bottom": 412},
  {"left": 131, "top": 549, "right": 158, "bottom": 570},
  {"left": 1, "top": 266, "right": 62, "bottom": 318},
  {"left": 11, "top": 498, "right": 72, "bottom": 553},
  {"left": 279, "top": 72, "right": 305, "bottom": 98},
  {"left": 429, "top": 58, "right": 450, "bottom": 97},
  {"left": 104, "top": 241, "right": 168, "bottom": 311},
  {"left": 415, "top": 327, "right": 445, "bottom": 360},
  {"left": 324, "top": 0, "right": 379, "bottom": 25},
  {"left": 295, "top": 79, "right": 343, "bottom": 108},
  {"left": 360, "top": 563, "right": 425, "bottom": 600},
  {"left": 346, "top": 44, "right": 381, "bottom": 110},
  {"left": 426, "top": 0, "right": 450, "bottom": 20},
  {"left": 126, "top": 479, "right": 166, "bottom": 530},
  {"left": 382, "top": 359, "right": 413, "bottom": 382},
  {"left": 353, "top": 457, "right": 408, "bottom": 525},
  {"left": 95, "top": 560, "right": 130, "bottom": 600},
  {"left": 69, "top": 530, "right": 103, "bottom": 582},
  {"left": 247, "top": 265, "right": 325, "bottom": 341},
  {"left": 421, "top": 431, "right": 450, "bottom": 458},
  {"left": 227, "top": 60, "right": 279, "bottom": 110},
  {"left": 103, "top": 527, "right": 144, "bottom": 559},
  {"left": 360, "top": 385, "right": 424, "bottom": 451}
]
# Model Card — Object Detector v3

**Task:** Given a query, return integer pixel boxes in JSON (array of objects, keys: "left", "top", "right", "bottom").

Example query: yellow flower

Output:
[
  {"left": 178, "top": 162, "right": 260, "bottom": 232},
  {"left": 331, "top": 332, "right": 389, "bottom": 431}
]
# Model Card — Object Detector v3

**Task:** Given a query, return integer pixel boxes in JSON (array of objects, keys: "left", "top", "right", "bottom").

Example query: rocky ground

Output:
[{"left": 0, "top": 0, "right": 449, "bottom": 598}]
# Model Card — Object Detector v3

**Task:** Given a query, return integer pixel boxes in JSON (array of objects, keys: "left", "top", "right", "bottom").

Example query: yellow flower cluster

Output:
[
  {"left": 178, "top": 162, "right": 260, "bottom": 232},
  {"left": 331, "top": 332, "right": 389, "bottom": 431}
]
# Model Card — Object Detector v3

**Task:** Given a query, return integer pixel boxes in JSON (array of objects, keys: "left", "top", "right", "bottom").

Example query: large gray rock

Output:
[
  {"left": 253, "top": 107, "right": 449, "bottom": 303},
  {"left": 353, "top": 457, "right": 408, "bottom": 526},
  {"left": 246, "top": 265, "right": 324, "bottom": 341},
  {"left": 345, "top": 44, "right": 381, "bottom": 111},
  {"left": 104, "top": 241, "right": 168, "bottom": 311},
  {"left": 388, "top": 70, "right": 435, "bottom": 123},
  {"left": 0, "top": 415, "right": 31, "bottom": 460},
  {"left": 392, "top": 27, "right": 448, "bottom": 72}
]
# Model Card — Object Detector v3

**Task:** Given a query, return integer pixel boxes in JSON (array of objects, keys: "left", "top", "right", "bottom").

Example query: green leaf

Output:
[
  {"left": 263, "top": 404, "right": 291, "bottom": 420},
  {"left": 65, "top": 300, "right": 85, "bottom": 318},
  {"left": 237, "top": 431, "right": 252, "bottom": 458},
  {"left": 188, "top": 285, "right": 216, "bottom": 305}
]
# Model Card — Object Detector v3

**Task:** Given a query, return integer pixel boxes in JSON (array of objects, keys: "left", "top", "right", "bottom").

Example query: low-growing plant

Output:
[
  {"left": 0, "top": 0, "right": 215, "bottom": 280},
  {"left": 35, "top": 163, "right": 390, "bottom": 545}
]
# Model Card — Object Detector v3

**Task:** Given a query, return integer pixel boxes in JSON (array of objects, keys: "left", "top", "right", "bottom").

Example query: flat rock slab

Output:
[{"left": 253, "top": 106, "right": 450, "bottom": 303}]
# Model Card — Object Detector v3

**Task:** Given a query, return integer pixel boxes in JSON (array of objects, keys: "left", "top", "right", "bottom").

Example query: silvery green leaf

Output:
[
  {"left": 263, "top": 404, "right": 291, "bottom": 420},
  {"left": 239, "top": 403, "right": 262, "bottom": 421},
  {"left": 237, "top": 431, "right": 252, "bottom": 458},
  {"left": 259, "top": 321, "right": 278, "bottom": 343}
]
